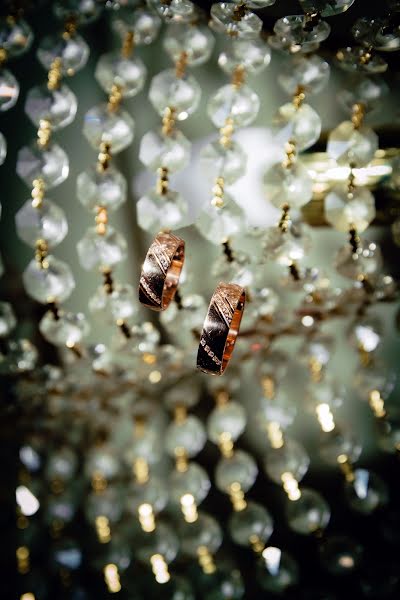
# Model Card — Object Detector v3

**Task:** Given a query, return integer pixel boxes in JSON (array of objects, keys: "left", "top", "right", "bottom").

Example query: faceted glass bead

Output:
[
  {"left": 112, "top": 7, "right": 161, "bottom": 45},
  {"left": 264, "top": 439, "right": 310, "bottom": 484},
  {"left": 85, "top": 487, "right": 123, "bottom": 523},
  {"left": 149, "top": 69, "right": 201, "bottom": 121},
  {"left": 0, "top": 339, "right": 38, "bottom": 374},
  {"left": 210, "top": 3, "right": 262, "bottom": 39},
  {"left": 336, "top": 46, "right": 388, "bottom": 74},
  {"left": 0, "top": 69, "right": 19, "bottom": 112},
  {"left": 272, "top": 103, "right": 321, "bottom": 152},
  {"left": 200, "top": 140, "right": 246, "bottom": 185},
  {"left": 335, "top": 240, "right": 382, "bottom": 280},
  {"left": 268, "top": 33, "right": 319, "bottom": 55},
  {"left": 164, "top": 23, "right": 215, "bottom": 66},
  {"left": 39, "top": 311, "right": 89, "bottom": 347},
  {"left": 148, "top": 0, "right": 195, "bottom": 23},
  {"left": 345, "top": 469, "right": 388, "bottom": 514},
  {"left": 0, "top": 131, "right": 6, "bottom": 165},
  {"left": 89, "top": 284, "right": 137, "bottom": 324},
  {"left": 45, "top": 447, "right": 77, "bottom": 482},
  {"left": 353, "top": 362, "right": 396, "bottom": 401},
  {"left": 25, "top": 84, "right": 77, "bottom": 130},
  {"left": 0, "top": 302, "right": 17, "bottom": 337},
  {"left": 0, "top": 17, "right": 33, "bottom": 58},
  {"left": 347, "top": 315, "right": 382, "bottom": 353},
  {"left": 319, "top": 536, "right": 363, "bottom": 575},
  {"left": 278, "top": 55, "right": 330, "bottom": 96},
  {"left": 218, "top": 38, "right": 271, "bottom": 75},
  {"left": 137, "top": 189, "right": 188, "bottom": 234},
  {"left": 327, "top": 121, "right": 378, "bottom": 167},
  {"left": 53, "top": 0, "right": 103, "bottom": 25},
  {"left": 215, "top": 450, "right": 258, "bottom": 493},
  {"left": 164, "top": 381, "right": 201, "bottom": 411},
  {"left": 124, "top": 428, "right": 163, "bottom": 466},
  {"left": 17, "top": 143, "right": 69, "bottom": 189},
  {"left": 243, "top": 0, "right": 276, "bottom": 7},
  {"left": 325, "top": 186, "right": 375, "bottom": 233},
  {"left": 95, "top": 52, "right": 146, "bottom": 98},
  {"left": 77, "top": 166, "right": 127, "bottom": 212},
  {"left": 180, "top": 512, "right": 222, "bottom": 558},
  {"left": 15, "top": 199, "right": 68, "bottom": 248},
  {"left": 207, "top": 84, "right": 260, "bottom": 128},
  {"left": 256, "top": 349, "right": 289, "bottom": 382},
  {"left": 263, "top": 161, "right": 313, "bottom": 209},
  {"left": 85, "top": 445, "right": 120, "bottom": 480},
  {"left": 263, "top": 225, "right": 311, "bottom": 267},
  {"left": 77, "top": 226, "right": 127, "bottom": 271},
  {"left": 23, "top": 256, "right": 75, "bottom": 304},
  {"left": 207, "top": 401, "right": 247, "bottom": 443},
  {"left": 337, "top": 77, "right": 388, "bottom": 113},
  {"left": 196, "top": 195, "right": 245, "bottom": 244},
  {"left": 274, "top": 15, "right": 330, "bottom": 45},
  {"left": 286, "top": 488, "right": 331, "bottom": 535},
  {"left": 37, "top": 33, "right": 89, "bottom": 76},
  {"left": 135, "top": 522, "right": 179, "bottom": 564},
  {"left": 319, "top": 431, "right": 362, "bottom": 466},
  {"left": 299, "top": 0, "right": 355, "bottom": 16},
  {"left": 257, "top": 390, "right": 297, "bottom": 430},
  {"left": 256, "top": 548, "right": 299, "bottom": 593},
  {"left": 165, "top": 415, "right": 206, "bottom": 458},
  {"left": 299, "top": 333, "right": 334, "bottom": 366},
  {"left": 126, "top": 477, "right": 168, "bottom": 515},
  {"left": 139, "top": 129, "right": 191, "bottom": 174},
  {"left": 352, "top": 17, "right": 400, "bottom": 52},
  {"left": 229, "top": 501, "right": 273, "bottom": 547},
  {"left": 83, "top": 104, "right": 134, "bottom": 153},
  {"left": 169, "top": 463, "right": 211, "bottom": 505}
]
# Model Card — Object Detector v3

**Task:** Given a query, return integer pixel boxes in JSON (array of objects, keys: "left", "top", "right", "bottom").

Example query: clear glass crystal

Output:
[
  {"left": 264, "top": 439, "right": 310, "bottom": 484},
  {"left": 345, "top": 469, "right": 388, "bottom": 514},
  {"left": 37, "top": 33, "right": 89, "bottom": 76},
  {"left": 347, "top": 315, "right": 382, "bottom": 353},
  {"left": 210, "top": 3, "right": 263, "bottom": 39},
  {"left": 85, "top": 444, "right": 120, "bottom": 480},
  {"left": 335, "top": 240, "right": 382, "bottom": 280},
  {"left": 299, "top": 333, "right": 334, "bottom": 366},
  {"left": 196, "top": 194, "right": 246, "bottom": 244},
  {"left": 149, "top": 69, "right": 201, "bottom": 121},
  {"left": 15, "top": 198, "right": 68, "bottom": 248},
  {"left": 274, "top": 15, "right": 331, "bottom": 45},
  {"left": 257, "top": 390, "right": 297, "bottom": 430},
  {"left": 215, "top": 450, "right": 258, "bottom": 493},
  {"left": 25, "top": 84, "right": 77, "bottom": 130},
  {"left": 77, "top": 226, "right": 127, "bottom": 271},
  {"left": 269, "top": 33, "right": 319, "bottom": 55},
  {"left": 0, "top": 302, "right": 17, "bottom": 338},
  {"left": 53, "top": 0, "right": 103, "bottom": 25},
  {"left": 112, "top": 7, "right": 161, "bottom": 45},
  {"left": 95, "top": 52, "right": 146, "bottom": 98},
  {"left": 0, "top": 17, "right": 33, "bottom": 58},
  {"left": 0, "top": 339, "right": 38, "bottom": 374},
  {"left": 148, "top": 0, "right": 195, "bottom": 23},
  {"left": 229, "top": 501, "right": 273, "bottom": 547},
  {"left": 263, "top": 225, "right": 311, "bottom": 266},
  {"left": 169, "top": 463, "right": 211, "bottom": 505},
  {"left": 263, "top": 161, "right": 313, "bottom": 209},
  {"left": 45, "top": 447, "right": 77, "bottom": 482},
  {"left": 0, "top": 131, "right": 6, "bottom": 165},
  {"left": 89, "top": 284, "right": 137, "bottom": 323},
  {"left": 77, "top": 165, "right": 127, "bottom": 212},
  {"left": 136, "top": 189, "right": 188, "bottom": 234},
  {"left": 126, "top": 477, "right": 168, "bottom": 516},
  {"left": 319, "top": 431, "right": 362, "bottom": 466},
  {"left": 299, "top": 0, "right": 355, "bottom": 16},
  {"left": 85, "top": 487, "right": 123, "bottom": 523},
  {"left": 218, "top": 38, "right": 271, "bottom": 75},
  {"left": 319, "top": 536, "right": 363, "bottom": 575},
  {"left": 286, "top": 488, "right": 331, "bottom": 535},
  {"left": 164, "top": 23, "right": 215, "bottom": 66},
  {"left": 256, "top": 548, "right": 298, "bottom": 593},
  {"left": 83, "top": 104, "right": 135, "bottom": 153},
  {"left": 207, "top": 84, "right": 260, "bottom": 128},
  {"left": 325, "top": 186, "right": 375, "bottom": 233},
  {"left": 0, "top": 69, "right": 20, "bottom": 112},
  {"left": 336, "top": 46, "right": 388, "bottom": 74},
  {"left": 207, "top": 401, "right": 247, "bottom": 443},
  {"left": 327, "top": 121, "right": 378, "bottom": 167},
  {"left": 179, "top": 512, "right": 222, "bottom": 557},
  {"left": 352, "top": 17, "right": 400, "bottom": 52},
  {"left": 39, "top": 310, "right": 89, "bottom": 347},
  {"left": 353, "top": 362, "right": 396, "bottom": 401},
  {"left": 200, "top": 140, "right": 246, "bottom": 185},
  {"left": 17, "top": 142, "right": 69, "bottom": 189},
  {"left": 337, "top": 76, "right": 388, "bottom": 113},
  {"left": 139, "top": 129, "right": 191, "bottom": 174},
  {"left": 135, "top": 522, "right": 178, "bottom": 564},
  {"left": 23, "top": 256, "right": 75, "bottom": 304},
  {"left": 278, "top": 55, "right": 330, "bottom": 95},
  {"left": 165, "top": 415, "right": 206, "bottom": 457},
  {"left": 272, "top": 102, "right": 321, "bottom": 152}
]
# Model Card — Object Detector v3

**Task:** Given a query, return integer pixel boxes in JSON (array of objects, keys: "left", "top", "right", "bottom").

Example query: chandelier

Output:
[{"left": 2, "top": 0, "right": 400, "bottom": 598}]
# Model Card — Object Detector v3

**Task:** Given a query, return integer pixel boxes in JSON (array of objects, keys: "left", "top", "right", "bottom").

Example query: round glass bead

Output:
[
  {"left": 85, "top": 487, "right": 123, "bottom": 523},
  {"left": 37, "top": 33, "right": 89, "bottom": 76},
  {"left": 319, "top": 536, "right": 363, "bottom": 575},
  {"left": 23, "top": 256, "right": 75, "bottom": 304},
  {"left": 353, "top": 362, "right": 396, "bottom": 401},
  {"left": 210, "top": 3, "right": 262, "bottom": 39},
  {"left": 53, "top": 0, "right": 103, "bottom": 25},
  {"left": 299, "top": 333, "right": 334, "bottom": 366},
  {"left": 336, "top": 46, "right": 388, "bottom": 74},
  {"left": 137, "top": 188, "right": 188, "bottom": 234},
  {"left": 17, "top": 142, "right": 69, "bottom": 189},
  {"left": 264, "top": 439, "right": 310, "bottom": 484},
  {"left": 89, "top": 284, "right": 137, "bottom": 324},
  {"left": 135, "top": 522, "right": 179, "bottom": 565},
  {"left": 39, "top": 310, "right": 89, "bottom": 347},
  {"left": 325, "top": 186, "right": 375, "bottom": 233},
  {"left": 272, "top": 102, "right": 321, "bottom": 152},
  {"left": 257, "top": 389, "right": 297, "bottom": 430},
  {"left": 0, "top": 17, "right": 33, "bottom": 58},
  {"left": 179, "top": 512, "right": 222, "bottom": 557},
  {"left": 327, "top": 121, "right": 378, "bottom": 167},
  {"left": 0, "top": 68, "right": 19, "bottom": 112},
  {"left": 83, "top": 104, "right": 134, "bottom": 153},
  {"left": 263, "top": 161, "right": 313, "bottom": 209},
  {"left": 95, "top": 52, "right": 146, "bottom": 98},
  {"left": 218, "top": 38, "right": 271, "bottom": 75},
  {"left": 278, "top": 55, "right": 330, "bottom": 96},
  {"left": 165, "top": 415, "right": 206, "bottom": 458},
  {"left": 347, "top": 315, "right": 382, "bottom": 353},
  {"left": 124, "top": 428, "right": 163, "bottom": 466},
  {"left": 268, "top": 33, "right": 319, "bottom": 55},
  {"left": 299, "top": 0, "right": 355, "bottom": 16},
  {"left": 207, "top": 84, "right": 260, "bottom": 128},
  {"left": 215, "top": 450, "right": 258, "bottom": 494},
  {"left": 337, "top": 76, "right": 388, "bottom": 113},
  {"left": 274, "top": 15, "right": 331, "bottom": 45},
  {"left": 345, "top": 469, "right": 388, "bottom": 514},
  {"left": 77, "top": 166, "right": 127, "bottom": 212},
  {"left": 77, "top": 226, "right": 127, "bottom": 271},
  {"left": 15, "top": 198, "right": 68, "bottom": 248},
  {"left": 160, "top": 294, "right": 207, "bottom": 345},
  {"left": 169, "top": 463, "right": 211, "bottom": 505},
  {"left": 256, "top": 547, "right": 299, "bottom": 593},
  {"left": 45, "top": 447, "right": 77, "bottom": 482},
  {"left": 148, "top": 0, "right": 195, "bottom": 23},
  {"left": 139, "top": 129, "right": 191, "bottom": 174},
  {"left": 200, "top": 140, "right": 247, "bottom": 185},
  {"left": 196, "top": 195, "right": 245, "bottom": 244},
  {"left": 149, "top": 69, "right": 201, "bottom": 121},
  {"left": 85, "top": 445, "right": 120, "bottom": 480},
  {"left": 0, "top": 302, "right": 17, "bottom": 337},
  {"left": 229, "top": 501, "right": 273, "bottom": 547},
  {"left": 352, "top": 17, "right": 400, "bottom": 52},
  {"left": 125, "top": 477, "right": 168, "bottom": 515},
  {"left": 25, "top": 84, "right": 77, "bottom": 130},
  {"left": 164, "top": 23, "right": 214, "bottom": 66},
  {"left": 319, "top": 431, "right": 362, "bottom": 466},
  {"left": 207, "top": 401, "right": 247, "bottom": 443},
  {"left": 263, "top": 225, "right": 311, "bottom": 267},
  {"left": 112, "top": 7, "right": 161, "bottom": 45},
  {"left": 335, "top": 240, "right": 382, "bottom": 280},
  {"left": 0, "top": 131, "right": 6, "bottom": 165},
  {"left": 164, "top": 380, "right": 201, "bottom": 411},
  {"left": 286, "top": 488, "right": 331, "bottom": 535},
  {"left": 0, "top": 339, "right": 38, "bottom": 374}
]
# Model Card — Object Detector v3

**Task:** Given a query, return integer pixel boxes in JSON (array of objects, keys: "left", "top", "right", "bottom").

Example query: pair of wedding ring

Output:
[{"left": 138, "top": 232, "right": 246, "bottom": 376}]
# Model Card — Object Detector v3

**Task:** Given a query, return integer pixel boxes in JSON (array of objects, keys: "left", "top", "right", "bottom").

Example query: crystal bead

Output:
[
  {"left": 0, "top": 69, "right": 19, "bottom": 112},
  {"left": 77, "top": 166, "right": 127, "bottom": 212},
  {"left": 23, "top": 256, "right": 75, "bottom": 304},
  {"left": 325, "top": 186, "right": 375, "bottom": 233},
  {"left": 25, "top": 84, "right": 77, "bottom": 130},
  {"left": 135, "top": 522, "right": 179, "bottom": 564},
  {"left": 85, "top": 487, "right": 123, "bottom": 523},
  {"left": 378, "top": 421, "right": 400, "bottom": 454},
  {"left": 327, "top": 121, "right": 378, "bottom": 168},
  {"left": 274, "top": 15, "right": 331, "bottom": 45},
  {"left": 37, "top": 33, "right": 89, "bottom": 76},
  {"left": 196, "top": 195, "right": 246, "bottom": 244},
  {"left": 335, "top": 240, "right": 382, "bottom": 280},
  {"left": 0, "top": 131, "right": 6, "bottom": 165},
  {"left": 345, "top": 469, "right": 388, "bottom": 514},
  {"left": 15, "top": 198, "right": 68, "bottom": 248},
  {"left": 126, "top": 477, "right": 168, "bottom": 515},
  {"left": 218, "top": 38, "right": 271, "bottom": 75},
  {"left": 85, "top": 445, "right": 120, "bottom": 480},
  {"left": 165, "top": 415, "right": 206, "bottom": 457},
  {"left": 319, "top": 536, "right": 363, "bottom": 575},
  {"left": 299, "top": 0, "right": 355, "bottom": 16},
  {"left": 210, "top": 3, "right": 262, "bottom": 39},
  {"left": 169, "top": 463, "right": 211, "bottom": 505},
  {"left": 264, "top": 439, "right": 310, "bottom": 484},
  {"left": 207, "top": 401, "right": 247, "bottom": 443},
  {"left": 305, "top": 375, "right": 345, "bottom": 411},
  {"left": 320, "top": 431, "right": 362, "bottom": 466},
  {"left": 337, "top": 77, "right": 388, "bottom": 113},
  {"left": 0, "top": 302, "right": 17, "bottom": 337},
  {"left": 95, "top": 52, "right": 146, "bottom": 98},
  {"left": 272, "top": 102, "right": 321, "bottom": 152},
  {"left": 139, "top": 129, "right": 191, "bottom": 174},
  {"left": 299, "top": 333, "right": 334, "bottom": 366},
  {"left": 336, "top": 46, "right": 388, "bottom": 74},
  {"left": 77, "top": 226, "right": 127, "bottom": 271},
  {"left": 268, "top": 33, "right": 319, "bottom": 55},
  {"left": 352, "top": 17, "right": 400, "bottom": 52},
  {"left": 347, "top": 315, "right": 382, "bottom": 353},
  {"left": 200, "top": 140, "right": 246, "bottom": 185},
  {"left": 229, "top": 501, "right": 273, "bottom": 547},
  {"left": 180, "top": 512, "right": 222, "bottom": 557},
  {"left": 207, "top": 84, "right": 260, "bottom": 128},
  {"left": 0, "top": 17, "right": 33, "bottom": 58},
  {"left": 263, "top": 161, "right": 313, "bottom": 209},
  {"left": 83, "top": 104, "right": 134, "bottom": 153},
  {"left": 215, "top": 450, "right": 258, "bottom": 493},
  {"left": 0, "top": 339, "right": 38, "bottom": 374},
  {"left": 164, "top": 380, "right": 201, "bottom": 411},
  {"left": 137, "top": 189, "right": 188, "bottom": 234},
  {"left": 160, "top": 294, "right": 207, "bottom": 345},
  {"left": 45, "top": 447, "right": 77, "bottom": 482},
  {"left": 256, "top": 548, "right": 299, "bottom": 593},
  {"left": 17, "top": 142, "right": 69, "bottom": 189},
  {"left": 256, "top": 349, "right": 289, "bottom": 382},
  {"left": 164, "top": 23, "right": 215, "bottom": 66},
  {"left": 245, "top": 0, "right": 276, "bottom": 7},
  {"left": 257, "top": 390, "right": 297, "bottom": 430},
  {"left": 353, "top": 362, "right": 396, "bottom": 401},
  {"left": 53, "top": 0, "right": 103, "bottom": 25},
  {"left": 89, "top": 284, "right": 137, "bottom": 324},
  {"left": 124, "top": 427, "right": 163, "bottom": 466},
  {"left": 39, "top": 310, "right": 89, "bottom": 347},
  {"left": 149, "top": 69, "right": 201, "bottom": 121},
  {"left": 286, "top": 488, "right": 331, "bottom": 535},
  {"left": 112, "top": 7, "right": 161, "bottom": 45},
  {"left": 148, "top": 0, "right": 195, "bottom": 23},
  {"left": 278, "top": 55, "right": 330, "bottom": 96},
  {"left": 263, "top": 225, "right": 311, "bottom": 266}
]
